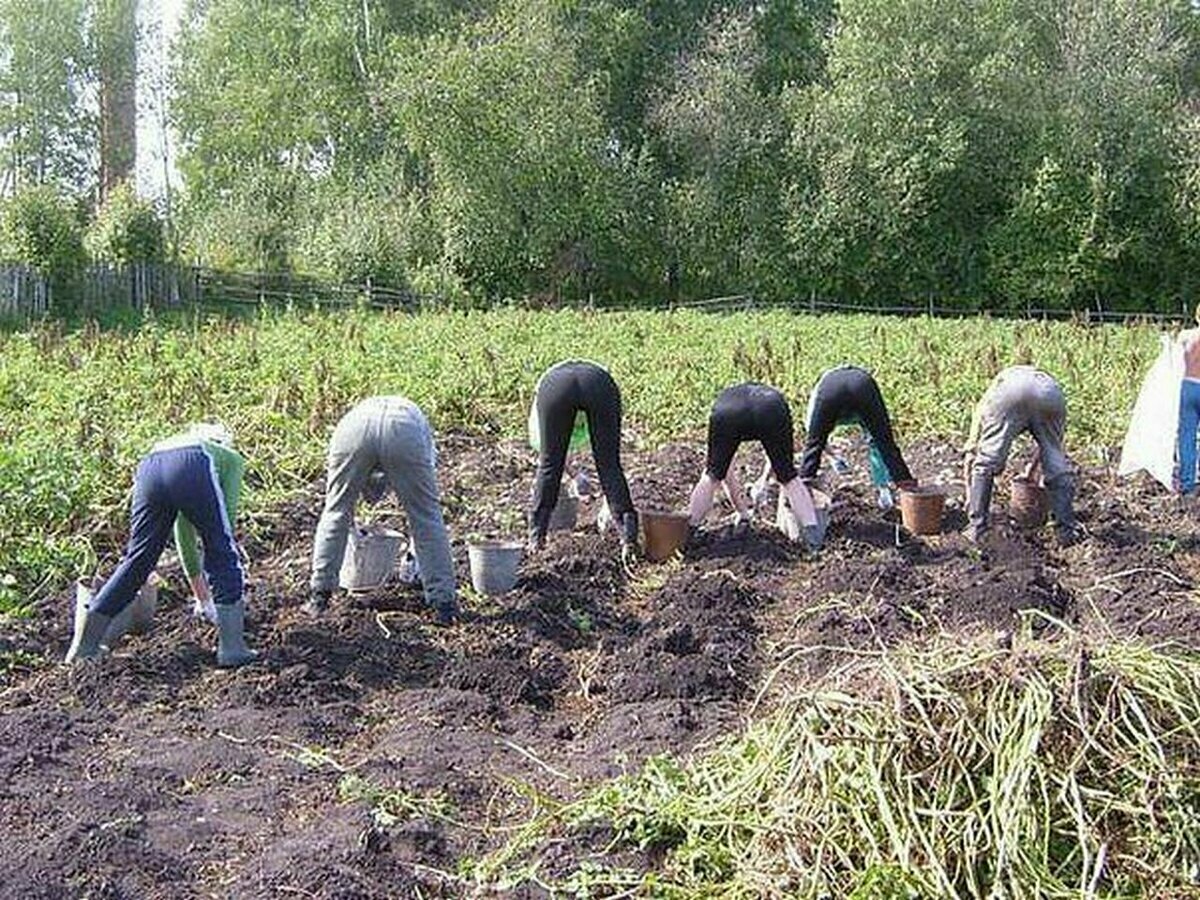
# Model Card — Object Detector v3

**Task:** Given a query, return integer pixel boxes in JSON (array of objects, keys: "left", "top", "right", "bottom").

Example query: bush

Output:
[
  {"left": 0, "top": 185, "right": 86, "bottom": 277},
  {"left": 85, "top": 182, "right": 164, "bottom": 266}
]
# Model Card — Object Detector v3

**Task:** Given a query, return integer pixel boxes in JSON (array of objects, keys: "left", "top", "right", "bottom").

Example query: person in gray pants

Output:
[
  {"left": 307, "top": 396, "right": 458, "bottom": 623},
  {"left": 962, "top": 365, "right": 1080, "bottom": 545}
]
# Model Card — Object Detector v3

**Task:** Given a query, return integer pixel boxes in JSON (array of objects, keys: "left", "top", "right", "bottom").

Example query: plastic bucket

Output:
[
  {"left": 898, "top": 486, "right": 946, "bottom": 535},
  {"left": 339, "top": 526, "right": 404, "bottom": 591},
  {"left": 642, "top": 510, "right": 690, "bottom": 562},
  {"left": 468, "top": 540, "right": 523, "bottom": 595},
  {"left": 548, "top": 493, "right": 579, "bottom": 532},
  {"left": 1009, "top": 477, "right": 1048, "bottom": 528}
]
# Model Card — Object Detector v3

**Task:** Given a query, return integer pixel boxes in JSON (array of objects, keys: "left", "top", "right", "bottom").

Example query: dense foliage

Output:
[
  {"left": 0, "top": 307, "right": 1162, "bottom": 612},
  {"left": 166, "top": 0, "right": 1200, "bottom": 310},
  {"left": 2, "top": 0, "right": 1198, "bottom": 311}
]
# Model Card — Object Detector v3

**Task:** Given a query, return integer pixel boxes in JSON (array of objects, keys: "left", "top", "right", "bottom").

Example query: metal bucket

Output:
[
  {"left": 339, "top": 526, "right": 404, "bottom": 591},
  {"left": 642, "top": 511, "right": 690, "bottom": 561},
  {"left": 468, "top": 540, "right": 523, "bottom": 595},
  {"left": 899, "top": 486, "right": 946, "bottom": 535}
]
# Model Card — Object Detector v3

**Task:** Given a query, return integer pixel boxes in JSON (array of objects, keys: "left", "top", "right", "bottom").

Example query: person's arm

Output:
[
  {"left": 748, "top": 458, "right": 773, "bottom": 508},
  {"left": 1021, "top": 448, "right": 1042, "bottom": 483},
  {"left": 175, "top": 442, "right": 245, "bottom": 596},
  {"left": 722, "top": 467, "right": 751, "bottom": 519},
  {"left": 962, "top": 396, "right": 986, "bottom": 486}
]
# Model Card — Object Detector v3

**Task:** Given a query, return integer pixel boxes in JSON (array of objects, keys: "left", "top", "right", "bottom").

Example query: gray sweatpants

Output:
[
  {"left": 971, "top": 366, "right": 1071, "bottom": 482},
  {"left": 310, "top": 397, "right": 456, "bottom": 610}
]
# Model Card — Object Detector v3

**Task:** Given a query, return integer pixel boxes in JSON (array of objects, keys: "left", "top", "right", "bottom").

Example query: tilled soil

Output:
[{"left": 1, "top": 433, "right": 1198, "bottom": 898}]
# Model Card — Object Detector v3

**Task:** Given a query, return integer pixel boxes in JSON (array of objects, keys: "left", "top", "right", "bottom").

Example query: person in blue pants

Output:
[
  {"left": 1178, "top": 308, "right": 1200, "bottom": 496},
  {"left": 65, "top": 424, "right": 257, "bottom": 667}
]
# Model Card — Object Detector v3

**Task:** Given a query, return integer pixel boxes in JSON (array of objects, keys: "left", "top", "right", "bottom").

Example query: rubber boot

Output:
[
  {"left": 620, "top": 510, "right": 640, "bottom": 565},
  {"left": 964, "top": 472, "right": 994, "bottom": 542},
  {"left": 804, "top": 524, "right": 824, "bottom": 552},
  {"left": 620, "top": 510, "right": 639, "bottom": 548},
  {"left": 431, "top": 598, "right": 459, "bottom": 626},
  {"left": 302, "top": 589, "right": 330, "bottom": 617},
  {"left": 215, "top": 601, "right": 258, "bottom": 668},
  {"left": 1046, "top": 476, "right": 1080, "bottom": 546},
  {"left": 527, "top": 525, "right": 546, "bottom": 552},
  {"left": 65, "top": 606, "right": 113, "bottom": 663}
]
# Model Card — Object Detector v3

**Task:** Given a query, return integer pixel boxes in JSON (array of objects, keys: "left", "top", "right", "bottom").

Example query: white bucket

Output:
[
  {"left": 75, "top": 578, "right": 158, "bottom": 650},
  {"left": 467, "top": 540, "right": 523, "bottom": 596},
  {"left": 777, "top": 489, "right": 831, "bottom": 543},
  {"left": 339, "top": 526, "right": 404, "bottom": 591}
]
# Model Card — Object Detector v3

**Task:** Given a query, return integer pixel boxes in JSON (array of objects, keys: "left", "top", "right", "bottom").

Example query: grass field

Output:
[
  {"left": 0, "top": 307, "right": 1163, "bottom": 614},
  {"left": 2, "top": 308, "right": 1198, "bottom": 897}
]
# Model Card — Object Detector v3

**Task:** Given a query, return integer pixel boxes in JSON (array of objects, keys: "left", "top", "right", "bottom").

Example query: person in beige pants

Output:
[
  {"left": 308, "top": 396, "right": 458, "bottom": 623},
  {"left": 963, "top": 366, "right": 1079, "bottom": 545}
]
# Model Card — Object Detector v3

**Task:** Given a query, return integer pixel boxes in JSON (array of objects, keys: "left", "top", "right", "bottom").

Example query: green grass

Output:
[{"left": 0, "top": 307, "right": 1163, "bottom": 612}]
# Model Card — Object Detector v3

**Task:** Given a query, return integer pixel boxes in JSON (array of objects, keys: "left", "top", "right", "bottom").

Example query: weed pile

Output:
[{"left": 480, "top": 633, "right": 1200, "bottom": 898}]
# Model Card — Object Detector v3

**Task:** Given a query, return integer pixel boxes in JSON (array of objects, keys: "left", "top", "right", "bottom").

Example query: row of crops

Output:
[{"left": 0, "top": 308, "right": 1162, "bottom": 613}]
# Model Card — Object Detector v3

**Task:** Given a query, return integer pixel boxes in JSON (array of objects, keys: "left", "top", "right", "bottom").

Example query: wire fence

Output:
[{"left": 0, "top": 262, "right": 1191, "bottom": 326}]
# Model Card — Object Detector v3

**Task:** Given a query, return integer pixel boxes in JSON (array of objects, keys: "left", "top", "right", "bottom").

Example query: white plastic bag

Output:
[{"left": 1118, "top": 334, "right": 1183, "bottom": 491}]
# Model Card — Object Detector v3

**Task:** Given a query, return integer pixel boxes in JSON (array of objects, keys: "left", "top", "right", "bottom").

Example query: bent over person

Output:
[
  {"left": 308, "top": 396, "right": 458, "bottom": 624},
  {"left": 800, "top": 365, "right": 916, "bottom": 507},
  {"left": 529, "top": 360, "right": 638, "bottom": 558},
  {"left": 1177, "top": 307, "right": 1200, "bottom": 496},
  {"left": 963, "top": 365, "right": 1079, "bottom": 545},
  {"left": 65, "top": 423, "right": 256, "bottom": 667},
  {"left": 687, "top": 382, "right": 822, "bottom": 548}
]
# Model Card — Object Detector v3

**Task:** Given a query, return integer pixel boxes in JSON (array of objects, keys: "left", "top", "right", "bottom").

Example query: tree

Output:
[
  {"left": 987, "top": 0, "right": 1200, "bottom": 311},
  {"left": 0, "top": 0, "right": 93, "bottom": 194},
  {"left": 789, "top": 0, "right": 1055, "bottom": 304},
  {"left": 649, "top": 8, "right": 794, "bottom": 300},
  {"left": 85, "top": 180, "right": 162, "bottom": 264},
  {"left": 94, "top": 0, "right": 137, "bottom": 199}
]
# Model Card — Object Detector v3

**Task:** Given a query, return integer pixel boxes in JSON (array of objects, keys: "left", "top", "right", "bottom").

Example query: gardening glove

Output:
[
  {"left": 596, "top": 498, "right": 613, "bottom": 535},
  {"left": 362, "top": 470, "right": 389, "bottom": 504},
  {"left": 397, "top": 542, "right": 421, "bottom": 585},
  {"left": 877, "top": 486, "right": 895, "bottom": 510},
  {"left": 193, "top": 595, "right": 218, "bottom": 625}
]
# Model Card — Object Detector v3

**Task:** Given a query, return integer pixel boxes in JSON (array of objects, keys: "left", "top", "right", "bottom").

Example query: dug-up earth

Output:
[{"left": 2, "top": 433, "right": 1199, "bottom": 898}]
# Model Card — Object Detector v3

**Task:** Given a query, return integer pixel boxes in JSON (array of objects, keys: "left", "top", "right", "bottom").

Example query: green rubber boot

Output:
[
  {"left": 215, "top": 600, "right": 258, "bottom": 668},
  {"left": 65, "top": 606, "right": 113, "bottom": 663}
]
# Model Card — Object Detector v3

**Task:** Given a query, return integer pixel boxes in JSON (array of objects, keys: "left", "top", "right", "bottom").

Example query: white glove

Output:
[
  {"left": 397, "top": 542, "right": 421, "bottom": 585},
  {"left": 193, "top": 595, "right": 218, "bottom": 625},
  {"left": 596, "top": 499, "right": 613, "bottom": 534},
  {"left": 877, "top": 486, "right": 895, "bottom": 510},
  {"left": 748, "top": 480, "right": 770, "bottom": 510}
]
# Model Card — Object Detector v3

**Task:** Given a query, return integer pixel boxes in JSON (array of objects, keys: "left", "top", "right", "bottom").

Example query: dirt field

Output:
[{"left": 2, "top": 433, "right": 1198, "bottom": 898}]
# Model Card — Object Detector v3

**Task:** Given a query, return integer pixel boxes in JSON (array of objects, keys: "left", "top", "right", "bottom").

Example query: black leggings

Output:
[
  {"left": 530, "top": 362, "right": 634, "bottom": 534},
  {"left": 798, "top": 366, "right": 913, "bottom": 483},
  {"left": 706, "top": 383, "right": 798, "bottom": 484}
]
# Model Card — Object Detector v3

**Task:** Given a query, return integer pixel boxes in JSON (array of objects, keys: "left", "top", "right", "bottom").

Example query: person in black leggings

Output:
[
  {"left": 799, "top": 366, "right": 916, "bottom": 503},
  {"left": 687, "top": 382, "right": 822, "bottom": 547},
  {"left": 528, "top": 360, "right": 637, "bottom": 556}
]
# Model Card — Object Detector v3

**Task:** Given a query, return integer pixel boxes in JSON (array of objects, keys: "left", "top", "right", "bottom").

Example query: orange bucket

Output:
[
  {"left": 642, "top": 511, "right": 690, "bottom": 562},
  {"left": 898, "top": 486, "right": 946, "bottom": 535},
  {"left": 1009, "top": 477, "right": 1048, "bottom": 528}
]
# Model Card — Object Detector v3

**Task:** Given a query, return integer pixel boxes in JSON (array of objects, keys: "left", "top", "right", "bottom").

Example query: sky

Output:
[{"left": 135, "top": 0, "right": 183, "bottom": 200}]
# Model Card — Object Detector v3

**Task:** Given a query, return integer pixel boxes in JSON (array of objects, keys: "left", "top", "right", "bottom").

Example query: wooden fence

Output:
[
  {"left": 0, "top": 262, "right": 1191, "bottom": 325},
  {"left": 0, "top": 263, "right": 422, "bottom": 322}
]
